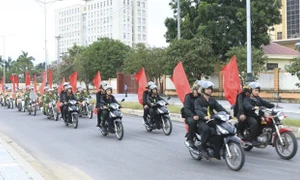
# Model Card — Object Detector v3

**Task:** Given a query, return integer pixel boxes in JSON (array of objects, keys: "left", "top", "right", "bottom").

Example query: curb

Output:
[
  {"left": 122, "top": 108, "right": 300, "bottom": 139},
  {"left": 0, "top": 134, "right": 45, "bottom": 180}
]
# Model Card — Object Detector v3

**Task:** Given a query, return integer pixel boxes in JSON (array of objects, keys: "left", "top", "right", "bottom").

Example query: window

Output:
[
  {"left": 91, "top": 4, "right": 93, "bottom": 10},
  {"left": 143, "top": 18, "right": 146, "bottom": 24},
  {"left": 138, "top": 26, "right": 141, "bottom": 32},
  {"left": 111, "top": 0, "right": 112, "bottom": 5},
  {"left": 266, "top": 63, "right": 278, "bottom": 71},
  {"left": 137, "top": 1, "right": 140, "bottom": 7},
  {"left": 142, "top": 10, "right": 145, "bottom": 17},
  {"left": 143, "top": 26, "right": 146, "bottom": 32},
  {"left": 142, "top": 2, "right": 145, "bottom": 8},
  {"left": 107, "top": 0, "right": 109, "bottom": 6},
  {"left": 97, "top": 3, "right": 99, "bottom": 9},
  {"left": 138, "top": 34, "right": 141, "bottom": 40},
  {"left": 143, "top": 35, "right": 146, "bottom": 41},
  {"left": 123, "top": 0, "right": 126, "bottom": 5},
  {"left": 138, "top": 17, "right": 141, "bottom": 24},
  {"left": 138, "top": 9, "right": 141, "bottom": 16},
  {"left": 127, "top": 0, "right": 129, "bottom": 5},
  {"left": 287, "top": 0, "right": 300, "bottom": 39},
  {"left": 104, "top": 1, "right": 105, "bottom": 7},
  {"left": 101, "top": 2, "right": 102, "bottom": 8},
  {"left": 124, "top": 33, "right": 126, "bottom": 39}
]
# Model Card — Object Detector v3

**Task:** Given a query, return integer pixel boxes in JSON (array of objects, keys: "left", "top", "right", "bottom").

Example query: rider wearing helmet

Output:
[
  {"left": 146, "top": 84, "right": 164, "bottom": 128},
  {"left": 43, "top": 88, "right": 55, "bottom": 116},
  {"left": 100, "top": 85, "right": 119, "bottom": 132},
  {"left": 184, "top": 80, "right": 205, "bottom": 149},
  {"left": 96, "top": 81, "right": 108, "bottom": 127},
  {"left": 142, "top": 81, "right": 155, "bottom": 124},
  {"left": 42, "top": 87, "right": 49, "bottom": 115},
  {"left": 243, "top": 82, "right": 274, "bottom": 146},
  {"left": 61, "top": 85, "right": 77, "bottom": 122},
  {"left": 194, "top": 81, "right": 228, "bottom": 159},
  {"left": 60, "top": 82, "right": 70, "bottom": 120},
  {"left": 76, "top": 87, "right": 90, "bottom": 113}
]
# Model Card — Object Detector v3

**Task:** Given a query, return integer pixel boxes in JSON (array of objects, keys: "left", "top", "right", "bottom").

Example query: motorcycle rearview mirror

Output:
[
  {"left": 167, "top": 97, "right": 171, "bottom": 100},
  {"left": 121, "top": 99, "right": 125, "bottom": 102}
]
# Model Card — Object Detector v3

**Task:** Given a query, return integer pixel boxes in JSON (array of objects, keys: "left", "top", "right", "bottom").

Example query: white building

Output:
[{"left": 55, "top": 0, "right": 148, "bottom": 56}]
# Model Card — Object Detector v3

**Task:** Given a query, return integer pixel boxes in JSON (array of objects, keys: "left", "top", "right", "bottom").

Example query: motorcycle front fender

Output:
[
  {"left": 163, "top": 114, "right": 170, "bottom": 119},
  {"left": 272, "top": 127, "right": 293, "bottom": 146},
  {"left": 114, "top": 118, "right": 122, "bottom": 123},
  {"left": 224, "top": 135, "right": 242, "bottom": 144}
]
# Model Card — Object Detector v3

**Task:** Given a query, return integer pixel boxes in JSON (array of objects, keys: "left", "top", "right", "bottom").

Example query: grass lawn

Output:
[
  {"left": 282, "top": 119, "right": 300, "bottom": 127},
  {"left": 121, "top": 102, "right": 182, "bottom": 114}
]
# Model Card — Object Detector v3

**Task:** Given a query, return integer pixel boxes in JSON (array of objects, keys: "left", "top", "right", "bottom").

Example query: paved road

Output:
[
  {"left": 0, "top": 107, "right": 299, "bottom": 180},
  {"left": 111, "top": 94, "right": 300, "bottom": 119}
]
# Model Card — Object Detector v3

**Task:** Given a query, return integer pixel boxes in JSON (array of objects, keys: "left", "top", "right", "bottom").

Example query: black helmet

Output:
[{"left": 242, "top": 83, "right": 251, "bottom": 93}]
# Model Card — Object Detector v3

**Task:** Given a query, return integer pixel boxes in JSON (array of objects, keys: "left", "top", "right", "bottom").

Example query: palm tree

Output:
[{"left": 5, "top": 57, "right": 15, "bottom": 71}]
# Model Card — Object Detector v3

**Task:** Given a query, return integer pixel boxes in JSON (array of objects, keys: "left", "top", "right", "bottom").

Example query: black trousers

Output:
[
  {"left": 186, "top": 117, "right": 197, "bottom": 141},
  {"left": 198, "top": 120, "right": 212, "bottom": 148},
  {"left": 102, "top": 110, "right": 113, "bottom": 129},
  {"left": 143, "top": 107, "right": 149, "bottom": 120},
  {"left": 247, "top": 116, "right": 259, "bottom": 139},
  {"left": 62, "top": 105, "right": 69, "bottom": 122},
  {"left": 97, "top": 108, "right": 102, "bottom": 126},
  {"left": 149, "top": 107, "right": 156, "bottom": 120}
]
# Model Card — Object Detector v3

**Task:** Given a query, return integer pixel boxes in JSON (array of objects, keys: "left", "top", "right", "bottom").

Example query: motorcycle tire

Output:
[
  {"left": 115, "top": 121, "right": 124, "bottom": 140},
  {"left": 33, "top": 106, "right": 37, "bottom": 116},
  {"left": 162, "top": 117, "right": 172, "bottom": 136},
  {"left": 275, "top": 131, "right": 298, "bottom": 160},
  {"left": 189, "top": 149, "right": 202, "bottom": 161},
  {"left": 88, "top": 108, "right": 93, "bottom": 119},
  {"left": 224, "top": 141, "right": 245, "bottom": 171},
  {"left": 72, "top": 114, "right": 79, "bottom": 129},
  {"left": 54, "top": 109, "right": 59, "bottom": 121}
]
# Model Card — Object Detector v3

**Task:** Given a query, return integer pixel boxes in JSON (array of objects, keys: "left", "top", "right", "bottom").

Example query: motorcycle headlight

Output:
[
  {"left": 157, "top": 108, "right": 164, "bottom": 114},
  {"left": 110, "top": 112, "right": 116, "bottom": 118},
  {"left": 277, "top": 112, "right": 285, "bottom": 121},
  {"left": 217, "top": 126, "right": 229, "bottom": 134}
]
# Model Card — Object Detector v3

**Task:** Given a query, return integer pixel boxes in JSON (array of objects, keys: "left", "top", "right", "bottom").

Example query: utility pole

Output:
[
  {"left": 55, "top": 35, "right": 62, "bottom": 73},
  {"left": 246, "top": 0, "right": 252, "bottom": 82},
  {"left": 177, "top": 0, "right": 181, "bottom": 39}
]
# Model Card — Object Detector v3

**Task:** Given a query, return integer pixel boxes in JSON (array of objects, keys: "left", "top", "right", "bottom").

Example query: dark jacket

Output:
[
  {"left": 142, "top": 90, "right": 149, "bottom": 106},
  {"left": 146, "top": 93, "right": 163, "bottom": 107},
  {"left": 243, "top": 96, "right": 274, "bottom": 117},
  {"left": 234, "top": 92, "right": 247, "bottom": 118},
  {"left": 194, "top": 96, "right": 228, "bottom": 120},
  {"left": 59, "top": 91, "right": 67, "bottom": 103},
  {"left": 63, "top": 92, "right": 77, "bottom": 103},
  {"left": 183, "top": 93, "right": 198, "bottom": 118},
  {"left": 100, "top": 95, "right": 118, "bottom": 107},
  {"left": 96, "top": 91, "right": 105, "bottom": 108}
]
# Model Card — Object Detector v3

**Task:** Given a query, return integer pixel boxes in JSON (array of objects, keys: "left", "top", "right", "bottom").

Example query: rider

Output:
[
  {"left": 43, "top": 88, "right": 55, "bottom": 115},
  {"left": 142, "top": 81, "right": 155, "bottom": 124},
  {"left": 234, "top": 84, "right": 251, "bottom": 136},
  {"left": 76, "top": 87, "right": 90, "bottom": 112},
  {"left": 184, "top": 80, "right": 205, "bottom": 148},
  {"left": 96, "top": 81, "right": 108, "bottom": 127},
  {"left": 194, "top": 81, "right": 228, "bottom": 159},
  {"left": 42, "top": 87, "right": 49, "bottom": 115},
  {"left": 61, "top": 85, "right": 77, "bottom": 123},
  {"left": 60, "top": 82, "right": 69, "bottom": 120},
  {"left": 23, "top": 85, "right": 31, "bottom": 109},
  {"left": 146, "top": 84, "right": 164, "bottom": 128},
  {"left": 100, "top": 85, "right": 119, "bottom": 133},
  {"left": 29, "top": 86, "right": 38, "bottom": 105},
  {"left": 243, "top": 82, "right": 275, "bottom": 146}
]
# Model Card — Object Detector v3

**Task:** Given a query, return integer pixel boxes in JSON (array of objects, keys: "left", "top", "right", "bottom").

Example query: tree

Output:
[
  {"left": 165, "top": 0, "right": 282, "bottom": 61},
  {"left": 287, "top": 57, "right": 300, "bottom": 87},
  {"left": 165, "top": 36, "right": 215, "bottom": 83},
  {"left": 123, "top": 43, "right": 167, "bottom": 81},
  {"left": 225, "top": 46, "right": 268, "bottom": 84}
]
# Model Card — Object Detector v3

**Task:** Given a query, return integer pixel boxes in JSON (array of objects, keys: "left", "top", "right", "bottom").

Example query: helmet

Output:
[
  {"left": 44, "top": 87, "right": 49, "bottom": 91},
  {"left": 100, "top": 81, "right": 108, "bottom": 88},
  {"left": 47, "top": 88, "right": 53, "bottom": 92},
  {"left": 77, "top": 86, "right": 82, "bottom": 90},
  {"left": 26, "top": 85, "right": 31, "bottom": 90},
  {"left": 53, "top": 85, "right": 58, "bottom": 89},
  {"left": 248, "top": 82, "right": 261, "bottom": 92},
  {"left": 65, "top": 85, "right": 72, "bottom": 91},
  {"left": 201, "top": 81, "right": 214, "bottom": 94},
  {"left": 63, "top": 82, "right": 69, "bottom": 87},
  {"left": 146, "top": 81, "right": 155, "bottom": 88},
  {"left": 149, "top": 84, "right": 158, "bottom": 90},
  {"left": 242, "top": 83, "right": 251, "bottom": 93},
  {"left": 104, "top": 86, "right": 112, "bottom": 91},
  {"left": 192, "top": 80, "right": 205, "bottom": 91}
]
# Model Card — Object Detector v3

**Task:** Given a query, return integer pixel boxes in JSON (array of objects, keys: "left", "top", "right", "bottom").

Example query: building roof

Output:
[{"left": 263, "top": 42, "right": 299, "bottom": 56}]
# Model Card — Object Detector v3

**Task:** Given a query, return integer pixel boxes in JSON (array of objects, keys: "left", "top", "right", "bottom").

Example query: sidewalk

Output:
[{"left": 0, "top": 137, "right": 44, "bottom": 180}]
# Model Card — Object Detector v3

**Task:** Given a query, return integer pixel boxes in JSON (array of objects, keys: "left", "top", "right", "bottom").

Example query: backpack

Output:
[
  {"left": 181, "top": 93, "right": 194, "bottom": 118},
  {"left": 233, "top": 92, "right": 245, "bottom": 117}
]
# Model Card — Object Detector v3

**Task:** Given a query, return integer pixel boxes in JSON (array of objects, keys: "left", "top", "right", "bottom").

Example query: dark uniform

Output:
[
  {"left": 142, "top": 90, "right": 149, "bottom": 121},
  {"left": 59, "top": 90, "right": 67, "bottom": 119},
  {"left": 243, "top": 96, "right": 274, "bottom": 140},
  {"left": 146, "top": 93, "right": 163, "bottom": 121},
  {"left": 100, "top": 94, "right": 119, "bottom": 131},
  {"left": 183, "top": 93, "right": 198, "bottom": 141},
  {"left": 61, "top": 92, "right": 76, "bottom": 122},
  {"left": 96, "top": 90, "right": 105, "bottom": 126}
]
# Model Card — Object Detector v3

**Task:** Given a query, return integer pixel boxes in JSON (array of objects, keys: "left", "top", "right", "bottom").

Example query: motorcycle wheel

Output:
[
  {"left": 145, "top": 125, "right": 153, "bottom": 132},
  {"left": 100, "top": 126, "right": 108, "bottom": 136},
  {"left": 162, "top": 117, "right": 172, "bottom": 136},
  {"left": 224, "top": 141, "right": 245, "bottom": 171},
  {"left": 275, "top": 131, "right": 298, "bottom": 160},
  {"left": 72, "top": 114, "right": 79, "bottom": 129},
  {"left": 115, "top": 121, "right": 124, "bottom": 140},
  {"left": 54, "top": 109, "right": 59, "bottom": 121},
  {"left": 18, "top": 104, "right": 21, "bottom": 112},
  {"left": 33, "top": 106, "right": 37, "bottom": 116},
  {"left": 189, "top": 149, "right": 202, "bottom": 161},
  {"left": 88, "top": 108, "right": 93, "bottom": 119}
]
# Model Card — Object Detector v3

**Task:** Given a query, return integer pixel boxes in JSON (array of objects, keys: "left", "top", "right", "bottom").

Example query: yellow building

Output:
[{"left": 270, "top": 0, "right": 300, "bottom": 49}]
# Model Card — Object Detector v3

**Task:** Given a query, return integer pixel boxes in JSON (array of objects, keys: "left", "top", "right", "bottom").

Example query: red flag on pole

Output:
[
  {"left": 135, "top": 68, "right": 147, "bottom": 105},
  {"left": 39, "top": 71, "right": 47, "bottom": 95},
  {"left": 93, "top": 71, "right": 102, "bottom": 92},
  {"left": 25, "top": 71, "right": 30, "bottom": 86},
  {"left": 69, "top": 72, "right": 78, "bottom": 93},
  {"left": 170, "top": 62, "right": 191, "bottom": 104},
  {"left": 58, "top": 77, "right": 65, "bottom": 94},
  {"left": 222, "top": 55, "right": 242, "bottom": 105},
  {"left": 34, "top": 74, "right": 37, "bottom": 92},
  {"left": 48, "top": 69, "right": 53, "bottom": 88}
]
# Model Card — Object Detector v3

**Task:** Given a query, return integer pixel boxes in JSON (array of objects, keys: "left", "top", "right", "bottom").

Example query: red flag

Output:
[
  {"left": 48, "top": 69, "right": 53, "bottom": 88},
  {"left": 56, "top": 100, "right": 61, "bottom": 112},
  {"left": 93, "top": 71, "right": 102, "bottom": 92},
  {"left": 135, "top": 68, "right": 147, "bottom": 105},
  {"left": 222, "top": 55, "right": 242, "bottom": 105},
  {"left": 69, "top": 72, "right": 78, "bottom": 92},
  {"left": 25, "top": 71, "right": 30, "bottom": 86},
  {"left": 58, "top": 77, "right": 65, "bottom": 94},
  {"left": 34, "top": 74, "right": 37, "bottom": 92},
  {"left": 1, "top": 77, "right": 4, "bottom": 92},
  {"left": 171, "top": 62, "right": 191, "bottom": 103},
  {"left": 39, "top": 71, "right": 47, "bottom": 95}
]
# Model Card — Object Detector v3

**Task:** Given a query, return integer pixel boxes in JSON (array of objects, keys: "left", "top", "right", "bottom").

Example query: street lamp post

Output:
[
  {"left": 295, "top": 42, "right": 300, "bottom": 57},
  {"left": 0, "top": 35, "right": 5, "bottom": 87},
  {"left": 246, "top": 0, "right": 252, "bottom": 82}
]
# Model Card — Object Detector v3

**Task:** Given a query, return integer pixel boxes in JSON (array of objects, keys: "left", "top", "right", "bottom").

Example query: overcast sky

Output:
[{"left": 0, "top": 0, "right": 173, "bottom": 65}]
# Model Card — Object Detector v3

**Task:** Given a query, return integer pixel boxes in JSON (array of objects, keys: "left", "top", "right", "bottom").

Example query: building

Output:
[
  {"left": 269, "top": 0, "right": 300, "bottom": 49},
  {"left": 55, "top": 0, "right": 148, "bottom": 56}
]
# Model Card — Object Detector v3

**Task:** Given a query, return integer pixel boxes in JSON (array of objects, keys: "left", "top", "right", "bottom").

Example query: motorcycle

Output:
[
  {"left": 78, "top": 98, "right": 94, "bottom": 119},
  {"left": 100, "top": 99, "right": 125, "bottom": 140},
  {"left": 27, "top": 100, "right": 38, "bottom": 116},
  {"left": 0, "top": 95, "right": 4, "bottom": 106},
  {"left": 187, "top": 111, "right": 245, "bottom": 171},
  {"left": 238, "top": 107, "right": 298, "bottom": 160},
  {"left": 144, "top": 97, "right": 172, "bottom": 136},
  {"left": 63, "top": 100, "right": 79, "bottom": 129},
  {"left": 18, "top": 98, "right": 26, "bottom": 112},
  {"left": 46, "top": 99, "right": 59, "bottom": 121},
  {"left": 6, "top": 96, "right": 14, "bottom": 109}
]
